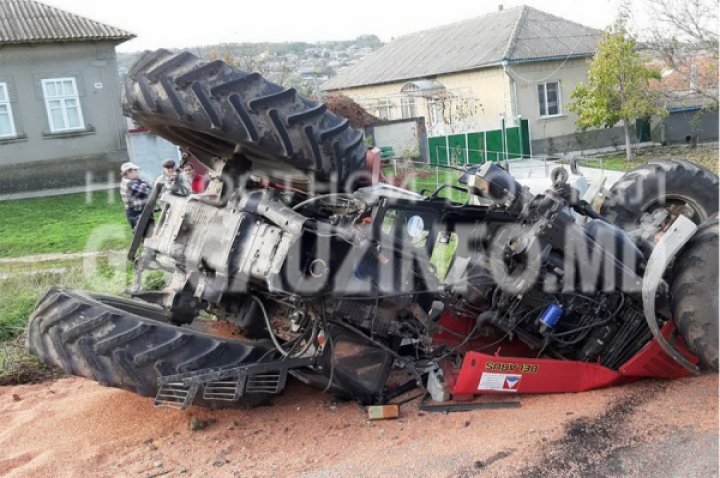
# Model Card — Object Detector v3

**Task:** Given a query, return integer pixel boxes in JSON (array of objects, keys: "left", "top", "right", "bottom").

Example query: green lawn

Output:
[
  {"left": 0, "top": 189, "right": 133, "bottom": 382},
  {"left": 0, "top": 254, "right": 133, "bottom": 384},
  {"left": 0, "top": 190, "right": 129, "bottom": 258},
  {"left": 571, "top": 143, "right": 719, "bottom": 173},
  {"left": 0, "top": 255, "right": 134, "bottom": 341},
  {"left": 383, "top": 165, "right": 468, "bottom": 203}
]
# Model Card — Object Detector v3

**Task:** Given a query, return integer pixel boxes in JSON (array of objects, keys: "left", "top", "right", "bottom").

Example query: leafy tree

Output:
[{"left": 569, "top": 26, "right": 664, "bottom": 161}]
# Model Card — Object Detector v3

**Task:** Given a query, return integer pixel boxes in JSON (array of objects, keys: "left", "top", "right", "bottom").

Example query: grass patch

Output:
[
  {"left": 0, "top": 190, "right": 129, "bottom": 258},
  {"left": 383, "top": 165, "right": 468, "bottom": 203},
  {"left": 0, "top": 254, "right": 139, "bottom": 384},
  {"left": 0, "top": 253, "right": 168, "bottom": 342},
  {"left": 0, "top": 256, "right": 131, "bottom": 341},
  {"left": 430, "top": 233, "right": 458, "bottom": 280},
  {"left": 0, "top": 337, "right": 63, "bottom": 386},
  {"left": 571, "top": 143, "right": 719, "bottom": 173}
]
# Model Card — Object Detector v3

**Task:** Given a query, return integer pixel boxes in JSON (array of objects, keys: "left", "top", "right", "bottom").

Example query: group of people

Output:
[{"left": 119, "top": 156, "right": 209, "bottom": 230}]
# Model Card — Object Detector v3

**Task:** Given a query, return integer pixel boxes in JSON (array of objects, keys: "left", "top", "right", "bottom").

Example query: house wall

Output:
[
  {"left": 329, "top": 57, "right": 636, "bottom": 156},
  {"left": 0, "top": 41, "right": 128, "bottom": 193},
  {"left": 327, "top": 67, "right": 512, "bottom": 135},
  {"left": 509, "top": 57, "right": 636, "bottom": 155}
]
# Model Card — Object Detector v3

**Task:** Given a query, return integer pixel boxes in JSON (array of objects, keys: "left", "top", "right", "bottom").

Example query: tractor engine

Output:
[{"left": 451, "top": 163, "right": 654, "bottom": 369}]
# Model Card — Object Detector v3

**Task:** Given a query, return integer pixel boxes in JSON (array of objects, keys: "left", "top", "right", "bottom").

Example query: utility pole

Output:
[{"left": 313, "top": 67, "right": 322, "bottom": 101}]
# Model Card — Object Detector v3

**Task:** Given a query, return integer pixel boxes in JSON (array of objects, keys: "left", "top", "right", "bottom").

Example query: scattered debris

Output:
[
  {"left": 474, "top": 449, "right": 514, "bottom": 471},
  {"left": 188, "top": 415, "right": 214, "bottom": 431},
  {"left": 419, "top": 394, "right": 521, "bottom": 413},
  {"left": 146, "top": 470, "right": 171, "bottom": 478},
  {"left": 367, "top": 404, "right": 400, "bottom": 420}
]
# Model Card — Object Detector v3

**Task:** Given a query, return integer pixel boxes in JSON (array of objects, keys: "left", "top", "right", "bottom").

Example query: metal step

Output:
[
  {"left": 156, "top": 356, "right": 314, "bottom": 406},
  {"left": 203, "top": 380, "right": 242, "bottom": 401},
  {"left": 154, "top": 382, "right": 199, "bottom": 410},
  {"left": 246, "top": 373, "right": 284, "bottom": 394}
]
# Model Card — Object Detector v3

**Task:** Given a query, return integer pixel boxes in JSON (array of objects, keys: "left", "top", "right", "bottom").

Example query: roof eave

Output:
[
  {"left": 322, "top": 53, "right": 595, "bottom": 91},
  {"left": 0, "top": 34, "right": 136, "bottom": 46},
  {"left": 505, "top": 52, "right": 595, "bottom": 65},
  {"left": 322, "top": 60, "right": 505, "bottom": 91}
]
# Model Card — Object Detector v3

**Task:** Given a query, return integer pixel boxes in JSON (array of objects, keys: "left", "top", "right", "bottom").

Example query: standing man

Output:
[
  {"left": 182, "top": 162, "right": 209, "bottom": 193},
  {"left": 120, "top": 162, "right": 152, "bottom": 230},
  {"left": 156, "top": 159, "right": 191, "bottom": 196}
]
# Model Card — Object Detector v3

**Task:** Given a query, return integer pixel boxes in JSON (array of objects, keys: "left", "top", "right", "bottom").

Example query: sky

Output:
[{"left": 39, "top": 0, "right": 644, "bottom": 53}]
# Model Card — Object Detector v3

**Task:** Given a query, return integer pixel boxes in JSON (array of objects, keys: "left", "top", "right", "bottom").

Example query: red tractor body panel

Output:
[{"left": 436, "top": 316, "right": 698, "bottom": 399}]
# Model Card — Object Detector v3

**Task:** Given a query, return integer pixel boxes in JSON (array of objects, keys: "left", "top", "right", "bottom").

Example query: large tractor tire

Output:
[
  {"left": 125, "top": 49, "right": 367, "bottom": 191},
  {"left": 601, "top": 159, "right": 718, "bottom": 231},
  {"left": 26, "top": 287, "right": 274, "bottom": 408},
  {"left": 670, "top": 216, "right": 719, "bottom": 371}
]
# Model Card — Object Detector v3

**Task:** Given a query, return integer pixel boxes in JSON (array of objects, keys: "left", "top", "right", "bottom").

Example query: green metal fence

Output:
[{"left": 428, "top": 119, "right": 531, "bottom": 165}]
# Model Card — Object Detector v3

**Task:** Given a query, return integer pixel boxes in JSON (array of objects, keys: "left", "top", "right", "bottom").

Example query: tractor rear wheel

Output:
[
  {"left": 125, "top": 49, "right": 368, "bottom": 192},
  {"left": 601, "top": 159, "right": 718, "bottom": 231},
  {"left": 26, "top": 287, "right": 275, "bottom": 408},
  {"left": 670, "top": 215, "right": 719, "bottom": 371}
]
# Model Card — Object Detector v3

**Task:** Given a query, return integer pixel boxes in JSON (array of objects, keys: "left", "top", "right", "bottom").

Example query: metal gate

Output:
[{"left": 427, "top": 118, "right": 531, "bottom": 165}]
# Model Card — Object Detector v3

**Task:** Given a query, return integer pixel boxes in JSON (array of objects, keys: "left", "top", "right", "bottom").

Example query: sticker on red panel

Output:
[{"left": 478, "top": 372, "right": 522, "bottom": 392}]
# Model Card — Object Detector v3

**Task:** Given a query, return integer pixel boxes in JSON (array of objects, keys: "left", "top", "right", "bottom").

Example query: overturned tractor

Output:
[{"left": 27, "top": 50, "right": 719, "bottom": 410}]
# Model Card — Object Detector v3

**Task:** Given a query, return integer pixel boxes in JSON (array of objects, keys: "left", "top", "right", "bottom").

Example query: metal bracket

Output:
[
  {"left": 418, "top": 393, "right": 521, "bottom": 413},
  {"left": 642, "top": 214, "right": 700, "bottom": 375},
  {"left": 155, "top": 356, "right": 315, "bottom": 410}
]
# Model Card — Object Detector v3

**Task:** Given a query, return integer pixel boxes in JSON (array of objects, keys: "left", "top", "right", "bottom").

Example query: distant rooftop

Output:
[
  {"left": 323, "top": 5, "right": 601, "bottom": 90},
  {"left": 0, "top": 0, "right": 135, "bottom": 45}
]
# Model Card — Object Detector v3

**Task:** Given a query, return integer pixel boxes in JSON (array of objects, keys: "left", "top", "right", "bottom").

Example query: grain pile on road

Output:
[{"left": 0, "top": 373, "right": 716, "bottom": 477}]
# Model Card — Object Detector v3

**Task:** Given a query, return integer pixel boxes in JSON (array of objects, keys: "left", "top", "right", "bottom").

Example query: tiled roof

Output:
[
  {"left": 323, "top": 6, "right": 601, "bottom": 90},
  {"left": 0, "top": 0, "right": 134, "bottom": 44}
]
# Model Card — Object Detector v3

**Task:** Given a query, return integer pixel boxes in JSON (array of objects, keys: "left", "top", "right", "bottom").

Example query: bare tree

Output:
[
  {"left": 639, "top": 0, "right": 719, "bottom": 109},
  {"left": 210, "top": 45, "right": 310, "bottom": 91},
  {"left": 427, "top": 91, "right": 484, "bottom": 135}
]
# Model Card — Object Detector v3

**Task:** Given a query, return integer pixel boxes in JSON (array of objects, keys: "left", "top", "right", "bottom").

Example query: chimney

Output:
[{"left": 498, "top": 4, "right": 503, "bottom": 10}]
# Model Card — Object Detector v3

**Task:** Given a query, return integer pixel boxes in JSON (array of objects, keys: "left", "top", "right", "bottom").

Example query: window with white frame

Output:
[
  {"left": 42, "top": 78, "right": 85, "bottom": 133},
  {"left": 0, "top": 82, "right": 16, "bottom": 138},
  {"left": 538, "top": 81, "right": 561, "bottom": 117},
  {"left": 401, "top": 97, "right": 416, "bottom": 119},
  {"left": 375, "top": 99, "right": 393, "bottom": 120},
  {"left": 428, "top": 98, "right": 443, "bottom": 126}
]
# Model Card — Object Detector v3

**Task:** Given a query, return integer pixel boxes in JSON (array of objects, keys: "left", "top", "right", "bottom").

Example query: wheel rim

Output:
[{"left": 641, "top": 194, "right": 708, "bottom": 225}]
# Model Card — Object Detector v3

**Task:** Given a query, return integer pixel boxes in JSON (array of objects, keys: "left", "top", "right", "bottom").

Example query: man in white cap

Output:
[{"left": 120, "top": 162, "right": 152, "bottom": 229}]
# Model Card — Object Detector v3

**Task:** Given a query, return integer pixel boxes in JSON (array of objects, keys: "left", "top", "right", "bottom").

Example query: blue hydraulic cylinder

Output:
[{"left": 539, "top": 303, "right": 563, "bottom": 328}]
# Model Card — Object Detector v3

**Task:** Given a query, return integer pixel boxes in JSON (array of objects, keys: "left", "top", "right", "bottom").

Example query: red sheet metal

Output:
[
  {"left": 618, "top": 321, "right": 698, "bottom": 378},
  {"left": 444, "top": 352, "right": 626, "bottom": 396},
  {"left": 444, "top": 321, "right": 699, "bottom": 398}
]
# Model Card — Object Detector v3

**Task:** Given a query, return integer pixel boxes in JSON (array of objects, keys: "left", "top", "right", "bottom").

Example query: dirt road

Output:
[{"left": 0, "top": 374, "right": 717, "bottom": 477}]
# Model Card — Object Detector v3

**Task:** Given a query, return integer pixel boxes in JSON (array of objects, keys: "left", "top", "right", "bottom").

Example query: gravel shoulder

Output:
[{"left": 0, "top": 373, "right": 716, "bottom": 477}]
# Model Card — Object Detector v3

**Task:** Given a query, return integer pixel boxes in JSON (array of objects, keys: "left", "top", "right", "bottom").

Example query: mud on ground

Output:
[{"left": 0, "top": 373, "right": 717, "bottom": 477}]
